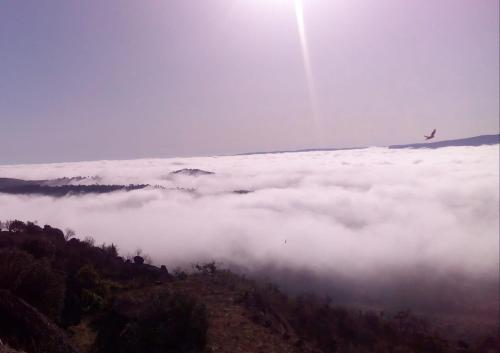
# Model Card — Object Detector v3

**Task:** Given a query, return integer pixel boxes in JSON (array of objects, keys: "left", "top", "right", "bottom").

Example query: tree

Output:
[
  {"left": 64, "top": 228, "right": 76, "bottom": 241},
  {"left": 83, "top": 236, "right": 95, "bottom": 246},
  {"left": 8, "top": 220, "right": 26, "bottom": 233}
]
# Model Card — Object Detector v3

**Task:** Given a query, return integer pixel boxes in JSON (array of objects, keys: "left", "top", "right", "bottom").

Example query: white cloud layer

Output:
[{"left": 0, "top": 146, "right": 498, "bottom": 318}]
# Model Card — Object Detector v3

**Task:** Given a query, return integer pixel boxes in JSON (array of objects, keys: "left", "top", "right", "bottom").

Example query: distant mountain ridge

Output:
[
  {"left": 389, "top": 134, "right": 499, "bottom": 149},
  {"left": 237, "top": 146, "right": 364, "bottom": 156},
  {"left": 238, "top": 134, "right": 499, "bottom": 156},
  {"left": 0, "top": 178, "right": 148, "bottom": 197}
]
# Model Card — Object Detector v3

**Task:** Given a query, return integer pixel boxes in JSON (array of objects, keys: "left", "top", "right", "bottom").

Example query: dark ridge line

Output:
[
  {"left": 236, "top": 134, "right": 499, "bottom": 156},
  {"left": 389, "top": 134, "right": 499, "bottom": 149},
  {"left": 0, "top": 184, "right": 149, "bottom": 197},
  {"left": 236, "top": 146, "right": 365, "bottom": 156}
]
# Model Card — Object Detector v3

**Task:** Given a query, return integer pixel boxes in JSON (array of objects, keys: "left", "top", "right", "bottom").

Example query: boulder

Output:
[{"left": 0, "top": 290, "right": 80, "bottom": 353}]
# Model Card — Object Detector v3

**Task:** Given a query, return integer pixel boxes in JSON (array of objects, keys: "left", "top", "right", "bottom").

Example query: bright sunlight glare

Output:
[{"left": 294, "top": 0, "right": 323, "bottom": 143}]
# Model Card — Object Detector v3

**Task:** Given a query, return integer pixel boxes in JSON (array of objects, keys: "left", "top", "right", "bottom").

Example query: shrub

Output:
[
  {"left": 102, "top": 243, "right": 118, "bottom": 257},
  {"left": 75, "top": 265, "right": 110, "bottom": 313},
  {"left": 0, "top": 249, "right": 65, "bottom": 321},
  {"left": 133, "top": 256, "right": 144, "bottom": 265},
  {"left": 8, "top": 220, "right": 26, "bottom": 233},
  {"left": 25, "top": 221, "right": 42, "bottom": 234},
  {"left": 21, "top": 238, "right": 56, "bottom": 259},
  {"left": 83, "top": 236, "right": 95, "bottom": 247},
  {"left": 42, "top": 225, "right": 65, "bottom": 240},
  {"left": 64, "top": 228, "right": 76, "bottom": 241},
  {"left": 94, "top": 291, "right": 208, "bottom": 353},
  {"left": 194, "top": 261, "right": 217, "bottom": 275},
  {"left": 172, "top": 268, "right": 188, "bottom": 280}
]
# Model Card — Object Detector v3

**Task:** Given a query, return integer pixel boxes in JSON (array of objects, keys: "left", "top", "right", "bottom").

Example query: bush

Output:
[
  {"left": 7, "top": 220, "right": 26, "bottom": 233},
  {"left": 25, "top": 221, "right": 42, "bottom": 234},
  {"left": 133, "top": 256, "right": 144, "bottom": 265},
  {"left": 0, "top": 249, "right": 65, "bottom": 321},
  {"left": 102, "top": 243, "right": 118, "bottom": 257},
  {"left": 21, "top": 238, "right": 56, "bottom": 259},
  {"left": 64, "top": 228, "right": 76, "bottom": 241},
  {"left": 94, "top": 291, "right": 208, "bottom": 353},
  {"left": 173, "top": 268, "right": 188, "bottom": 280},
  {"left": 75, "top": 265, "right": 110, "bottom": 312},
  {"left": 194, "top": 261, "right": 217, "bottom": 275}
]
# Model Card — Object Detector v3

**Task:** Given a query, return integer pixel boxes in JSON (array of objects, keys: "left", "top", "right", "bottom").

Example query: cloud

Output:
[{"left": 0, "top": 146, "right": 498, "bottom": 320}]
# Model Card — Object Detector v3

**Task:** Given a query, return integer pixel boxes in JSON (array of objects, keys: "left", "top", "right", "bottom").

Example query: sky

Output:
[
  {"left": 0, "top": 145, "right": 498, "bottom": 320},
  {"left": 0, "top": 0, "right": 498, "bottom": 164}
]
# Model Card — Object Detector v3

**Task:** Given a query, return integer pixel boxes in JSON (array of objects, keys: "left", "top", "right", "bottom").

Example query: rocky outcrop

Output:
[
  {"left": 0, "top": 290, "right": 80, "bottom": 353},
  {"left": 0, "top": 342, "right": 24, "bottom": 353},
  {"left": 170, "top": 168, "right": 214, "bottom": 176}
]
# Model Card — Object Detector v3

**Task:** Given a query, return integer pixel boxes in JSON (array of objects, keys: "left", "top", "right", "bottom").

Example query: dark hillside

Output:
[
  {"left": 0, "top": 178, "right": 148, "bottom": 197},
  {"left": 0, "top": 221, "right": 497, "bottom": 353}
]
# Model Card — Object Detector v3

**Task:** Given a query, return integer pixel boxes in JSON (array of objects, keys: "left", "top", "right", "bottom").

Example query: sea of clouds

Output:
[{"left": 0, "top": 146, "right": 498, "bottom": 322}]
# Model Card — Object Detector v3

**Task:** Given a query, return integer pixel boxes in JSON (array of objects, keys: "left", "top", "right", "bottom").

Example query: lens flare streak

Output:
[{"left": 294, "top": 0, "right": 323, "bottom": 142}]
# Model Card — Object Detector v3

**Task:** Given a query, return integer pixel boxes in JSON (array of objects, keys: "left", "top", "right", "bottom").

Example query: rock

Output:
[
  {"left": 0, "top": 343, "right": 25, "bottom": 353},
  {"left": 0, "top": 290, "right": 81, "bottom": 353},
  {"left": 133, "top": 255, "right": 144, "bottom": 265},
  {"left": 233, "top": 190, "right": 252, "bottom": 194},
  {"left": 170, "top": 168, "right": 214, "bottom": 176},
  {"left": 42, "top": 225, "right": 65, "bottom": 244}
]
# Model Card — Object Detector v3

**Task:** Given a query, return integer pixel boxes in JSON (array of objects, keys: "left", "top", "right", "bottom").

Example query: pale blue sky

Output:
[{"left": 0, "top": 0, "right": 498, "bottom": 164}]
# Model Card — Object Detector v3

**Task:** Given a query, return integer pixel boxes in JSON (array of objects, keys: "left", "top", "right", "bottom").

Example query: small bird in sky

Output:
[{"left": 424, "top": 129, "right": 436, "bottom": 140}]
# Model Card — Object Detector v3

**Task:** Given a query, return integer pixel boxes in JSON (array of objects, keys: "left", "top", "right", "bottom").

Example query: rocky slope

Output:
[{"left": 0, "top": 221, "right": 497, "bottom": 353}]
